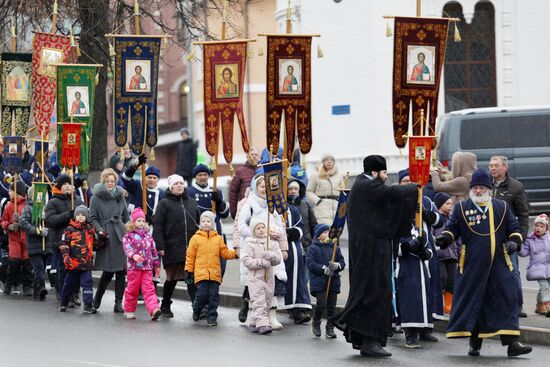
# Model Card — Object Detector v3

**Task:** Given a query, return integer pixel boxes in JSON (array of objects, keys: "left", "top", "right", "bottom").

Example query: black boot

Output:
[
  {"left": 39, "top": 281, "right": 48, "bottom": 301},
  {"left": 113, "top": 301, "right": 124, "bottom": 313},
  {"left": 33, "top": 281, "right": 40, "bottom": 300},
  {"left": 312, "top": 320, "right": 321, "bottom": 337},
  {"left": 114, "top": 271, "right": 125, "bottom": 313},
  {"left": 93, "top": 271, "right": 113, "bottom": 310},
  {"left": 161, "top": 299, "right": 174, "bottom": 317},
  {"left": 3, "top": 260, "right": 19, "bottom": 295},
  {"left": 238, "top": 299, "right": 249, "bottom": 323},
  {"left": 325, "top": 322, "right": 337, "bottom": 339},
  {"left": 507, "top": 342, "right": 532, "bottom": 357},
  {"left": 468, "top": 334, "right": 482, "bottom": 356},
  {"left": 360, "top": 341, "right": 392, "bottom": 357},
  {"left": 161, "top": 280, "right": 177, "bottom": 318}
]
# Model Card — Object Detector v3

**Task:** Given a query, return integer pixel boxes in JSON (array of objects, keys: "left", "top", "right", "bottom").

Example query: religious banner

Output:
[
  {"left": 56, "top": 64, "right": 98, "bottom": 173},
  {"left": 2, "top": 136, "right": 24, "bottom": 174},
  {"left": 59, "top": 123, "right": 82, "bottom": 168},
  {"left": 408, "top": 136, "right": 434, "bottom": 186},
  {"left": 329, "top": 190, "right": 350, "bottom": 241},
  {"left": 32, "top": 140, "right": 49, "bottom": 173},
  {"left": 32, "top": 32, "right": 76, "bottom": 137},
  {"left": 32, "top": 182, "right": 49, "bottom": 225},
  {"left": 113, "top": 36, "right": 161, "bottom": 155},
  {"left": 263, "top": 160, "right": 287, "bottom": 215},
  {"left": 392, "top": 17, "right": 449, "bottom": 148},
  {"left": 266, "top": 35, "right": 312, "bottom": 161},
  {"left": 1, "top": 53, "right": 33, "bottom": 137},
  {"left": 203, "top": 41, "right": 250, "bottom": 163}
]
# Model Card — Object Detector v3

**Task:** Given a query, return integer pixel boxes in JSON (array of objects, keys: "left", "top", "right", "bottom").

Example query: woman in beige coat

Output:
[
  {"left": 306, "top": 154, "right": 343, "bottom": 225},
  {"left": 430, "top": 151, "right": 477, "bottom": 204}
]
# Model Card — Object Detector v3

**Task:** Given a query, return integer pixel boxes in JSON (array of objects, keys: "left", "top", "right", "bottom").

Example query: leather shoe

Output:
[
  {"left": 360, "top": 343, "right": 392, "bottom": 358},
  {"left": 468, "top": 347, "right": 480, "bottom": 357},
  {"left": 507, "top": 342, "right": 532, "bottom": 357},
  {"left": 419, "top": 333, "right": 439, "bottom": 342},
  {"left": 518, "top": 309, "right": 527, "bottom": 318}
]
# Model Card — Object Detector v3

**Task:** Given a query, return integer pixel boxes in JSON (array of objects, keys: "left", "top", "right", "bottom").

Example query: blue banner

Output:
[
  {"left": 114, "top": 36, "right": 161, "bottom": 155},
  {"left": 263, "top": 160, "right": 287, "bottom": 215},
  {"left": 329, "top": 190, "right": 350, "bottom": 240},
  {"left": 2, "top": 136, "right": 24, "bottom": 175}
]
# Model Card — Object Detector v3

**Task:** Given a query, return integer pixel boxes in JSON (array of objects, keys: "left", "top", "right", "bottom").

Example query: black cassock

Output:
[{"left": 332, "top": 174, "right": 417, "bottom": 347}]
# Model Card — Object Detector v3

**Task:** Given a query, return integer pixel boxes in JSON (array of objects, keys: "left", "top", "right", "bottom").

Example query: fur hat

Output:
[
  {"left": 469, "top": 168, "right": 493, "bottom": 189},
  {"left": 249, "top": 216, "right": 267, "bottom": 233},
  {"left": 434, "top": 192, "right": 451, "bottom": 209},
  {"left": 313, "top": 223, "right": 330, "bottom": 239},
  {"left": 200, "top": 211, "right": 216, "bottom": 228},
  {"left": 131, "top": 208, "right": 146, "bottom": 223},
  {"left": 10, "top": 181, "right": 27, "bottom": 197},
  {"left": 534, "top": 214, "right": 549, "bottom": 229},
  {"left": 398, "top": 168, "right": 410, "bottom": 183},
  {"left": 54, "top": 174, "right": 71, "bottom": 189},
  {"left": 363, "top": 155, "right": 387, "bottom": 173},
  {"left": 167, "top": 174, "right": 185, "bottom": 190},
  {"left": 145, "top": 166, "right": 160, "bottom": 178},
  {"left": 192, "top": 163, "right": 211, "bottom": 177},
  {"left": 74, "top": 204, "right": 88, "bottom": 218}
]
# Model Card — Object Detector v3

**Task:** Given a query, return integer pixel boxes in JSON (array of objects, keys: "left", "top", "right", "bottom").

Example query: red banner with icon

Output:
[
  {"left": 408, "top": 136, "right": 434, "bottom": 186},
  {"left": 60, "top": 123, "right": 82, "bottom": 168}
]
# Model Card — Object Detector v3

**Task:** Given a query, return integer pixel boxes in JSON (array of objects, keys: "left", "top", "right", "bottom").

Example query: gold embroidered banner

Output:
[
  {"left": 1, "top": 53, "right": 33, "bottom": 137},
  {"left": 266, "top": 36, "right": 312, "bottom": 161},
  {"left": 392, "top": 17, "right": 449, "bottom": 148},
  {"left": 408, "top": 136, "right": 435, "bottom": 186},
  {"left": 202, "top": 41, "right": 250, "bottom": 163}
]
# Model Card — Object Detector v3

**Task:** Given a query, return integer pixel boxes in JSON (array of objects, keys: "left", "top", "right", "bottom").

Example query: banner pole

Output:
[
  {"left": 134, "top": 0, "right": 140, "bottom": 35},
  {"left": 10, "top": 16, "right": 16, "bottom": 52},
  {"left": 51, "top": 0, "right": 58, "bottom": 33},
  {"left": 416, "top": 0, "right": 422, "bottom": 17},
  {"left": 286, "top": 0, "right": 292, "bottom": 34},
  {"left": 14, "top": 173, "right": 18, "bottom": 219},
  {"left": 326, "top": 238, "right": 338, "bottom": 300}
]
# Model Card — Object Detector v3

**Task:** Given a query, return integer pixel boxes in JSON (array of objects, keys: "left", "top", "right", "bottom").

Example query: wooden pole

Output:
[
  {"left": 286, "top": 0, "right": 292, "bottom": 34},
  {"left": 221, "top": 0, "right": 228, "bottom": 40},
  {"left": 415, "top": 109, "right": 425, "bottom": 235},
  {"left": 416, "top": 0, "right": 421, "bottom": 17},
  {"left": 326, "top": 238, "right": 338, "bottom": 299},
  {"left": 134, "top": 0, "right": 140, "bottom": 35},
  {"left": 70, "top": 167, "right": 75, "bottom": 210},
  {"left": 10, "top": 17, "right": 16, "bottom": 52},
  {"left": 51, "top": 0, "right": 58, "bottom": 33}
]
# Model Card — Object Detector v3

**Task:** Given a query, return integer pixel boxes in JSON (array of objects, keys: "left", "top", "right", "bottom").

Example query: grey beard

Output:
[{"left": 470, "top": 189, "right": 492, "bottom": 205}]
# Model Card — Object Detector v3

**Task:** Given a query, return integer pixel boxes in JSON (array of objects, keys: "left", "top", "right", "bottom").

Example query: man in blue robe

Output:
[{"left": 436, "top": 168, "right": 532, "bottom": 358}]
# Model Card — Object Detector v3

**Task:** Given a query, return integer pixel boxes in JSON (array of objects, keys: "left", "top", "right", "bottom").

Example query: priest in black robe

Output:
[{"left": 331, "top": 155, "right": 417, "bottom": 357}]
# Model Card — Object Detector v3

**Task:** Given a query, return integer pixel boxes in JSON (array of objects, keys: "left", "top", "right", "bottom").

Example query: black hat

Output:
[
  {"left": 469, "top": 168, "right": 493, "bottom": 189},
  {"left": 192, "top": 163, "right": 211, "bottom": 177},
  {"left": 10, "top": 181, "right": 27, "bottom": 197},
  {"left": 398, "top": 168, "right": 410, "bottom": 183},
  {"left": 363, "top": 155, "right": 387, "bottom": 173},
  {"left": 434, "top": 192, "right": 451, "bottom": 209},
  {"left": 55, "top": 174, "right": 71, "bottom": 189}
]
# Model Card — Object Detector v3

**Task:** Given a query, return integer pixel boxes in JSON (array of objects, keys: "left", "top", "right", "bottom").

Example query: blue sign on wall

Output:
[{"left": 332, "top": 105, "right": 351, "bottom": 115}]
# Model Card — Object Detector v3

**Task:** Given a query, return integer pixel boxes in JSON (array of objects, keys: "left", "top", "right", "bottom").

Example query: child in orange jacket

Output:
[{"left": 185, "top": 211, "right": 239, "bottom": 326}]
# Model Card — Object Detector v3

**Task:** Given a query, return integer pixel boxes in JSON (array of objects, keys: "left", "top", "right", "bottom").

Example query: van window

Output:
[
  {"left": 511, "top": 114, "right": 550, "bottom": 148},
  {"left": 460, "top": 117, "right": 512, "bottom": 149}
]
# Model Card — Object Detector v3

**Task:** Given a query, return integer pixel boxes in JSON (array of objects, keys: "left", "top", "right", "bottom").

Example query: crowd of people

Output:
[{"left": 0, "top": 133, "right": 548, "bottom": 359}]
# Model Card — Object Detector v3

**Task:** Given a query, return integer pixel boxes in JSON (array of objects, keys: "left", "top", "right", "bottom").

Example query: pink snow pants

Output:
[{"left": 124, "top": 270, "right": 159, "bottom": 315}]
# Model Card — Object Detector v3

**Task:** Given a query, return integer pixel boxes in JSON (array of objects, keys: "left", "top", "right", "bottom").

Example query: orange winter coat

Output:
[{"left": 185, "top": 230, "right": 237, "bottom": 284}]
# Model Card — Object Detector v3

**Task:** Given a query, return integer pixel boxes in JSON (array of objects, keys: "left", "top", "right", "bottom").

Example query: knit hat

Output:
[
  {"left": 167, "top": 174, "right": 185, "bottom": 190},
  {"left": 74, "top": 204, "right": 89, "bottom": 218},
  {"left": 363, "top": 155, "right": 387, "bottom": 173},
  {"left": 313, "top": 223, "right": 330, "bottom": 239},
  {"left": 321, "top": 153, "right": 335, "bottom": 162},
  {"left": 145, "top": 166, "right": 160, "bottom": 178},
  {"left": 108, "top": 153, "right": 123, "bottom": 170},
  {"left": 10, "top": 181, "right": 26, "bottom": 197},
  {"left": 192, "top": 163, "right": 211, "bottom": 177},
  {"left": 249, "top": 216, "right": 267, "bottom": 233},
  {"left": 200, "top": 211, "right": 216, "bottom": 227},
  {"left": 534, "top": 214, "right": 549, "bottom": 229},
  {"left": 434, "top": 192, "right": 451, "bottom": 209},
  {"left": 469, "top": 168, "right": 493, "bottom": 189},
  {"left": 398, "top": 168, "right": 410, "bottom": 183},
  {"left": 288, "top": 180, "right": 300, "bottom": 190},
  {"left": 131, "top": 208, "right": 146, "bottom": 223},
  {"left": 180, "top": 127, "right": 190, "bottom": 136},
  {"left": 54, "top": 174, "right": 71, "bottom": 189}
]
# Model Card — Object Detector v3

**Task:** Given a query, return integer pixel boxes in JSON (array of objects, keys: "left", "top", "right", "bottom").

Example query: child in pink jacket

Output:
[
  {"left": 241, "top": 216, "right": 282, "bottom": 335},
  {"left": 123, "top": 208, "right": 161, "bottom": 320}
]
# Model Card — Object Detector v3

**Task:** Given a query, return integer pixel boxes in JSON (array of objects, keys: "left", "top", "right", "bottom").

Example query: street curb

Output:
[{"left": 93, "top": 275, "right": 550, "bottom": 346}]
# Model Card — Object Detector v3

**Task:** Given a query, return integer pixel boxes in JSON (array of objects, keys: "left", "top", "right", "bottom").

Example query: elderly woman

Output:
[
  {"left": 153, "top": 174, "right": 200, "bottom": 318},
  {"left": 306, "top": 154, "right": 343, "bottom": 225},
  {"left": 91, "top": 168, "right": 130, "bottom": 313}
]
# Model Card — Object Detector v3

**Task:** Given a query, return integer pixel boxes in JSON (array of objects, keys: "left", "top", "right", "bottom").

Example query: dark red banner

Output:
[
  {"left": 203, "top": 41, "right": 250, "bottom": 163},
  {"left": 60, "top": 123, "right": 82, "bottom": 168},
  {"left": 409, "top": 136, "right": 435, "bottom": 186}
]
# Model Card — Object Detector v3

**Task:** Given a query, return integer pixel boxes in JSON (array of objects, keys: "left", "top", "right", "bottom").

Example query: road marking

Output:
[{"left": 57, "top": 360, "right": 127, "bottom": 367}]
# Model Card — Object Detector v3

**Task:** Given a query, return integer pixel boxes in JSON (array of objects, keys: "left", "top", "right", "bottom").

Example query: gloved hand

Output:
[
  {"left": 435, "top": 233, "right": 453, "bottom": 249},
  {"left": 8, "top": 223, "right": 19, "bottom": 232},
  {"left": 99, "top": 231, "right": 109, "bottom": 239},
  {"left": 286, "top": 227, "right": 301, "bottom": 242},
  {"left": 503, "top": 240, "right": 519, "bottom": 254},
  {"left": 422, "top": 208, "right": 437, "bottom": 226},
  {"left": 73, "top": 175, "right": 84, "bottom": 189},
  {"left": 63, "top": 255, "right": 71, "bottom": 268},
  {"left": 262, "top": 259, "right": 271, "bottom": 268},
  {"left": 418, "top": 248, "right": 433, "bottom": 261},
  {"left": 12, "top": 213, "right": 20, "bottom": 222},
  {"left": 210, "top": 191, "right": 223, "bottom": 206},
  {"left": 262, "top": 251, "right": 274, "bottom": 261},
  {"left": 184, "top": 271, "right": 194, "bottom": 285},
  {"left": 323, "top": 265, "right": 333, "bottom": 276},
  {"left": 328, "top": 261, "right": 340, "bottom": 271},
  {"left": 137, "top": 154, "right": 147, "bottom": 167},
  {"left": 40, "top": 228, "right": 49, "bottom": 237},
  {"left": 132, "top": 254, "right": 144, "bottom": 263}
]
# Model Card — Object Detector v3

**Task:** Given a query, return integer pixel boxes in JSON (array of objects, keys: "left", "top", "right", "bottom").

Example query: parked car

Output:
[{"left": 436, "top": 106, "right": 550, "bottom": 212}]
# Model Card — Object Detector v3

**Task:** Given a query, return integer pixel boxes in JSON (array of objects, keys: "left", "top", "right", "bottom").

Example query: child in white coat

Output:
[{"left": 241, "top": 217, "right": 283, "bottom": 335}]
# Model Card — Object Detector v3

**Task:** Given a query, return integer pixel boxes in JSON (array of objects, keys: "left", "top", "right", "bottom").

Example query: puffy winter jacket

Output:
[
  {"left": 60, "top": 219, "right": 95, "bottom": 271},
  {"left": 1, "top": 197, "right": 27, "bottom": 259},
  {"left": 185, "top": 230, "right": 237, "bottom": 284},
  {"left": 306, "top": 239, "right": 346, "bottom": 294},
  {"left": 123, "top": 228, "right": 160, "bottom": 271},
  {"left": 519, "top": 232, "right": 550, "bottom": 281},
  {"left": 20, "top": 199, "right": 52, "bottom": 256},
  {"left": 44, "top": 187, "right": 84, "bottom": 251}
]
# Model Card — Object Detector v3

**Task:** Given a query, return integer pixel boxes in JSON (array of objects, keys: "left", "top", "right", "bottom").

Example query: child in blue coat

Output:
[{"left": 306, "top": 223, "right": 346, "bottom": 339}]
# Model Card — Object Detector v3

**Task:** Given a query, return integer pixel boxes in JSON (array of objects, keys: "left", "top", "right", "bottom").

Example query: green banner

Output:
[
  {"left": 56, "top": 64, "right": 98, "bottom": 173},
  {"left": 32, "top": 182, "right": 49, "bottom": 225}
]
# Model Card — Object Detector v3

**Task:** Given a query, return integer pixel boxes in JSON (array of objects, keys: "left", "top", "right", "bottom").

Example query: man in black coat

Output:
[
  {"left": 489, "top": 155, "right": 530, "bottom": 318},
  {"left": 331, "top": 155, "right": 417, "bottom": 358},
  {"left": 175, "top": 128, "right": 197, "bottom": 187},
  {"left": 44, "top": 174, "right": 84, "bottom": 302}
]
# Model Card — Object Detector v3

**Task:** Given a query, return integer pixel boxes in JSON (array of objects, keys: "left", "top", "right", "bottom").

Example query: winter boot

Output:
[
  {"left": 161, "top": 300, "right": 174, "bottom": 318},
  {"left": 83, "top": 304, "right": 97, "bottom": 314},
  {"left": 161, "top": 280, "right": 177, "bottom": 317},
  {"left": 258, "top": 325, "right": 272, "bottom": 335},
  {"left": 325, "top": 322, "right": 337, "bottom": 339},
  {"left": 72, "top": 292, "right": 81, "bottom": 307},
  {"left": 312, "top": 320, "right": 321, "bottom": 337},
  {"left": 238, "top": 298, "right": 249, "bottom": 323},
  {"left": 546, "top": 303, "right": 550, "bottom": 318},
  {"left": 269, "top": 308, "right": 283, "bottom": 330},
  {"left": 33, "top": 281, "right": 40, "bottom": 300},
  {"left": 535, "top": 302, "right": 547, "bottom": 315},
  {"left": 113, "top": 301, "right": 124, "bottom": 313},
  {"left": 39, "top": 281, "right": 47, "bottom": 301},
  {"left": 507, "top": 342, "right": 532, "bottom": 357},
  {"left": 443, "top": 291, "right": 453, "bottom": 314},
  {"left": 114, "top": 272, "right": 125, "bottom": 313},
  {"left": 93, "top": 277, "right": 109, "bottom": 310}
]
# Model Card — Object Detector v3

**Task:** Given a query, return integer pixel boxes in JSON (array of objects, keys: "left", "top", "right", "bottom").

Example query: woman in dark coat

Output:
[
  {"left": 90, "top": 168, "right": 130, "bottom": 313},
  {"left": 287, "top": 179, "right": 317, "bottom": 252},
  {"left": 153, "top": 174, "right": 200, "bottom": 317}
]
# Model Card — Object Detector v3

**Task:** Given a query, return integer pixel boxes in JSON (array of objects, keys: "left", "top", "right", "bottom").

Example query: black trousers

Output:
[
  {"left": 469, "top": 325, "right": 519, "bottom": 349},
  {"left": 439, "top": 260, "right": 457, "bottom": 293},
  {"left": 313, "top": 291, "right": 337, "bottom": 323},
  {"left": 97, "top": 270, "right": 126, "bottom": 302}
]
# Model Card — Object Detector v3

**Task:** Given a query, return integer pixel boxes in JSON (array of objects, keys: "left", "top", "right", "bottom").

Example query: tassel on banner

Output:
[
  {"left": 229, "top": 163, "right": 235, "bottom": 177},
  {"left": 162, "top": 35, "right": 170, "bottom": 49},
  {"left": 258, "top": 46, "right": 264, "bottom": 56},
  {"left": 317, "top": 44, "right": 324, "bottom": 58},
  {"left": 248, "top": 48, "right": 254, "bottom": 58},
  {"left": 386, "top": 19, "right": 393, "bottom": 37},
  {"left": 109, "top": 42, "right": 116, "bottom": 57},
  {"left": 95, "top": 73, "right": 99, "bottom": 86},
  {"left": 186, "top": 51, "right": 195, "bottom": 62},
  {"left": 210, "top": 155, "right": 217, "bottom": 171},
  {"left": 149, "top": 147, "right": 155, "bottom": 161},
  {"left": 454, "top": 22, "right": 462, "bottom": 42}
]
